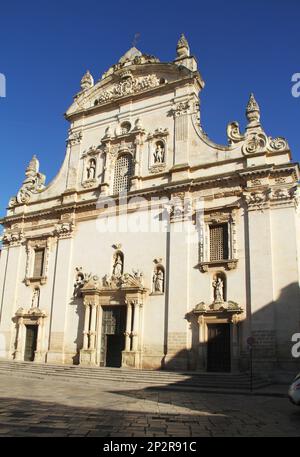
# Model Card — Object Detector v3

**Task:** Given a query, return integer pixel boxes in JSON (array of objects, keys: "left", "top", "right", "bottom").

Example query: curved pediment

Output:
[{"left": 65, "top": 61, "right": 202, "bottom": 118}]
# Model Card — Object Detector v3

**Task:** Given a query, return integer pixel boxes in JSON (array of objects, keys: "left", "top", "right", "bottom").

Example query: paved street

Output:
[{"left": 0, "top": 373, "right": 299, "bottom": 437}]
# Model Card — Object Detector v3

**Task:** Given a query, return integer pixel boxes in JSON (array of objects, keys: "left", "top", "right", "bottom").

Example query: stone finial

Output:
[
  {"left": 246, "top": 93, "right": 261, "bottom": 127},
  {"left": 26, "top": 155, "right": 39, "bottom": 176},
  {"left": 80, "top": 70, "right": 94, "bottom": 91},
  {"left": 176, "top": 33, "right": 190, "bottom": 59}
]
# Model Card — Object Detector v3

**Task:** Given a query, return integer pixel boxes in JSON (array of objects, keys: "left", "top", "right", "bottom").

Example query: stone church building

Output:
[{"left": 0, "top": 35, "right": 299, "bottom": 376}]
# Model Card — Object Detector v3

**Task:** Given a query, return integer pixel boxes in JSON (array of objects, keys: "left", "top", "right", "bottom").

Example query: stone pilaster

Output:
[
  {"left": 245, "top": 202, "right": 276, "bottom": 371},
  {"left": 47, "top": 236, "right": 73, "bottom": 364},
  {"left": 66, "top": 129, "right": 83, "bottom": 190},
  {"left": 164, "top": 195, "right": 191, "bottom": 370},
  {"left": 125, "top": 300, "right": 132, "bottom": 351},
  {"left": 0, "top": 244, "right": 22, "bottom": 359}
]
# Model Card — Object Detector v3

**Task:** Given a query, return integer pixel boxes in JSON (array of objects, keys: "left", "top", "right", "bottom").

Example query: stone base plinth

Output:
[
  {"left": 80, "top": 349, "right": 97, "bottom": 366},
  {"left": 14, "top": 350, "right": 23, "bottom": 361},
  {"left": 34, "top": 351, "right": 47, "bottom": 363},
  {"left": 140, "top": 354, "right": 165, "bottom": 370},
  {"left": 46, "top": 351, "right": 64, "bottom": 364},
  {"left": 162, "top": 354, "right": 188, "bottom": 371},
  {"left": 122, "top": 351, "right": 141, "bottom": 369}
]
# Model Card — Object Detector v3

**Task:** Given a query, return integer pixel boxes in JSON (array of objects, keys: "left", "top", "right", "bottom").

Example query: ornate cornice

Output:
[{"left": 1, "top": 164, "right": 299, "bottom": 227}]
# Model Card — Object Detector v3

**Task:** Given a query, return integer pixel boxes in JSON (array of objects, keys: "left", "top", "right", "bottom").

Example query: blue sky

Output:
[{"left": 0, "top": 0, "right": 299, "bottom": 217}]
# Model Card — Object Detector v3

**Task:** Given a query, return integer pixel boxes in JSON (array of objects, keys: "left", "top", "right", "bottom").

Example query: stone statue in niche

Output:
[
  {"left": 31, "top": 288, "right": 40, "bottom": 308},
  {"left": 87, "top": 159, "right": 96, "bottom": 180},
  {"left": 213, "top": 277, "right": 224, "bottom": 302},
  {"left": 153, "top": 142, "right": 165, "bottom": 164},
  {"left": 112, "top": 253, "right": 123, "bottom": 277},
  {"left": 153, "top": 267, "right": 164, "bottom": 293}
]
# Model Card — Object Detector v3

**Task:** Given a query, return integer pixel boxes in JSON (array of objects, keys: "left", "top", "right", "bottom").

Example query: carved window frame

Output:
[
  {"left": 198, "top": 211, "right": 238, "bottom": 272},
  {"left": 24, "top": 237, "right": 52, "bottom": 286}
]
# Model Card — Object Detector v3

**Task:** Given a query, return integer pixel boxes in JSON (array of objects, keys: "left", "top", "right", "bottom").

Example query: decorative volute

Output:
[
  {"left": 227, "top": 93, "right": 289, "bottom": 156},
  {"left": 8, "top": 154, "right": 46, "bottom": 206}
]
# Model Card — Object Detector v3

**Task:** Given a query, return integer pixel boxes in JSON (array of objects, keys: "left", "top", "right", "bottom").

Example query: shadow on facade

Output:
[
  {"left": 157, "top": 281, "right": 300, "bottom": 382},
  {"left": 70, "top": 296, "right": 85, "bottom": 365}
]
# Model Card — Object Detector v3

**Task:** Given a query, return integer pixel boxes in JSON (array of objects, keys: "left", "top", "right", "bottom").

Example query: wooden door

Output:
[
  {"left": 207, "top": 324, "right": 231, "bottom": 372},
  {"left": 100, "top": 306, "right": 126, "bottom": 367},
  {"left": 24, "top": 325, "right": 38, "bottom": 362}
]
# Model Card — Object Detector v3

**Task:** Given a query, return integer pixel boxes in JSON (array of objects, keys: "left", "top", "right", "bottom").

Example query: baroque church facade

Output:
[{"left": 0, "top": 35, "right": 299, "bottom": 375}]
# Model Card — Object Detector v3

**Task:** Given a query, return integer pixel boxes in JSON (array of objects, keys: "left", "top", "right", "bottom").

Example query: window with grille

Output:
[
  {"left": 209, "top": 224, "right": 229, "bottom": 261},
  {"left": 33, "top": 249, "right": 45, "bottom": 278},
  {"left": 113, "top": 154, "right": 133, "bottom": 194}
]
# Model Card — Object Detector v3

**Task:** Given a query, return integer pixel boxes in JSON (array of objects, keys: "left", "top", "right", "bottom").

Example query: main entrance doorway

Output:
[
  {"left": 207, "top": 323, "right": 231, "bottom": 372},
  {"left": 100, "top": 306, "right": 126, "bottom": 367},
  {"left": 24, "top": 325, "right": 38, "bottom": 362}
]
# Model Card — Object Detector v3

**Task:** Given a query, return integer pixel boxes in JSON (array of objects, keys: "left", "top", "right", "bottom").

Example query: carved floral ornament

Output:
[
  {"left": 172, "top": 101, "right": 190, "bottom": 117},
  {"left": 53, "top": 221, "right": 75, "bottom": 239},
  {"left": 67, "top": 129, "right": 83, "bottom": 146},
  {"left": 94, "top": 74, "right": 162, "bottom": 107},
  {"left": 1, "top": 230, "right": 24, "bottom": 247},
  {"left": 15, "top": 306, "right": 47, "bottom": 319},
  {"left": 81, "top": 271, "right": 145, "bottom": 292},
  {"left": 100, "top": 49, "right": 160, "bottom": 80},
  {"left": 244, "top": 186, "right": 298, "bottom": 207},
  {"left": 227, "top": 93, "right": 289, "bottom": 155}
]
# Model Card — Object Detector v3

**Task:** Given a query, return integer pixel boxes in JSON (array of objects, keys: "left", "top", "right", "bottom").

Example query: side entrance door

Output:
[
  {"left": 24, "top": 325, "right": 38, "bottom": 362},
  {"left": 207, "top": 323, "right": 231, "bottom": 372}
]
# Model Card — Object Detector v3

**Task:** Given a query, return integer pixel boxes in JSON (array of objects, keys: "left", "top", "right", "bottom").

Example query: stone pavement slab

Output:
[{"left": 0, "top": 373, "right": 298, "bottom": 437}]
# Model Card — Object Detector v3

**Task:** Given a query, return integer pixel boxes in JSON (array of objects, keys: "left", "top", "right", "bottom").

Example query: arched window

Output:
[{"left": 113, "top": 154, "right": 133, "bottom": 194}]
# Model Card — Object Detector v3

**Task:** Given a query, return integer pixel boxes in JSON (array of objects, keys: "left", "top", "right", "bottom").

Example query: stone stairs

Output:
[{"left": 0, "top": 359, "right": 271, "bottom": 391}]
